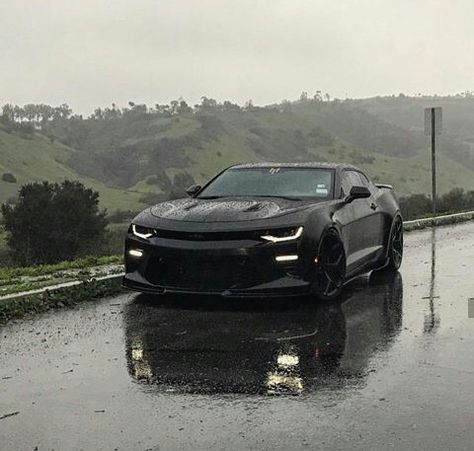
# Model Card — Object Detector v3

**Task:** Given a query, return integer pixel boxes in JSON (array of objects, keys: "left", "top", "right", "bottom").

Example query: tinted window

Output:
[
  {"left": 198, "top": 167, "right": 335, "bottom": 199},
  {"left": 341, "top": 171, "right": 363, "bottom": 196},
  {"left": 358, "top": 172, "right": 377, "bottom": 194}
]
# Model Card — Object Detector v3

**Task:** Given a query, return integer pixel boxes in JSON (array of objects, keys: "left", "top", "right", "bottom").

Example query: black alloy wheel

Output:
[{"left": 311, "top": 230, "right": 346, "bottom": 301}]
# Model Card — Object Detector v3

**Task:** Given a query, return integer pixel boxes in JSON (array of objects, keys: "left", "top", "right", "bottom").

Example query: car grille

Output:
[
  {"left": 154, "top": 229, "right": 260, "bottom": 241},
  {"left": 145, "top": 254, "right": 285, "bottom": 291},
  {"left": 152, "top": 227, "right": 300, "bottom": 242}
]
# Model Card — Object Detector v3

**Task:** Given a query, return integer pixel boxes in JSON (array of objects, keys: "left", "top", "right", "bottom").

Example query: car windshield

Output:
[{"left": 197, "top": 167, "right": 334, "bottom": 200}]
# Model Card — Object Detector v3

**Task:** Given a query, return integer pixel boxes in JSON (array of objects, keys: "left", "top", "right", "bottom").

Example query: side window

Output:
[
  {"left": 340, "top": 172, "right": 350, "bottom": 197},
  {"left": 341, "top": 171, "right": 362, "bottom": 197},
  {"left": 358, "top": 172, "right": 376, "bottom": 194}
]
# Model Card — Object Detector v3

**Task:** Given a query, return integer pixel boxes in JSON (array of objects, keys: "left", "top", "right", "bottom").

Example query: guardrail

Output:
[{"left": 403, "top": 210, "right": 474, "bottom": 231}]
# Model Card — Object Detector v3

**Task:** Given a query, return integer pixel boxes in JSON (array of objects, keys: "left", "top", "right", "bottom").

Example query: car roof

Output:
[{"left": 228, "top": 161, "right": 362, "bottom": 172}]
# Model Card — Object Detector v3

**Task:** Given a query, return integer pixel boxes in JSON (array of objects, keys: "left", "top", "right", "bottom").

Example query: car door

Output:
[
  {"left": 333, "top": 170, "right": 382, "bottom": 274},
  {"left": 357, "top": 171, "right": 385, "bottom": 249}
]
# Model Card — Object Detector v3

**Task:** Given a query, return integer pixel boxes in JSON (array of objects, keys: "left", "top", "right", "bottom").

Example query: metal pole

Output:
[{"left": 431, "top": 107, "right": 436, "bottom": 216}]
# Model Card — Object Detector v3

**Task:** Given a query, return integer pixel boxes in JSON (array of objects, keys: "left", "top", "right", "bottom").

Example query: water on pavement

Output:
[{"left": 1, "top": 223, "right": 473, "bottom": 450}]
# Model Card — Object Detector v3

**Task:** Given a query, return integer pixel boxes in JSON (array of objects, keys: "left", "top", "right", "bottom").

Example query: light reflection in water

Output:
[
  {"left": 124, "top": 272, "right": 403, "bottom": 396},
  {"left": 424, "top": 227, "right": 440, "bottom": 334}
]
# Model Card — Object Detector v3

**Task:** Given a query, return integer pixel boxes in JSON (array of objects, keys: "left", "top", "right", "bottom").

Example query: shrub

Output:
[
  {"left": 399, "top": 188, "right": 474, "bottom": 220},
  {"left": 1, "top": 180, "right": 108, "bottom": 265},
  {"left": 2, "top": 172, "right": 17, "bottom": 183}
]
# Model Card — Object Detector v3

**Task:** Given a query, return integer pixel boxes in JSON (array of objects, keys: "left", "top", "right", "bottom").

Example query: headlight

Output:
[
  {"left": 261, "top": 226, "right": 303, "bottom": 243},
  {"left": 131, "top": 224, "right": 157, "bottom": 239}
]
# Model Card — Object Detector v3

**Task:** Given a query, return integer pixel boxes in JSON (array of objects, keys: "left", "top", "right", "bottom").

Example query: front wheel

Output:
[{"left": 311, "top": 230, "right": 346, "bottom": 302}]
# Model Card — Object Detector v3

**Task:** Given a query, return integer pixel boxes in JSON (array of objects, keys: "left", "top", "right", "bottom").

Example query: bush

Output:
[
  {"left": 1, "top": 180, "right": 108, "bottom": 265},
  {"left": 399, "top": 188, "right": 474, "bottom": 220},
  {"left": 2, "top": 172, "right": 17, "bottom": 183}
]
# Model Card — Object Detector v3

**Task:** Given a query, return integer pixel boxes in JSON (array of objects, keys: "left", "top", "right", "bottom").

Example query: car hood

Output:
[{"left": 149, "top": 197, "right": 323, "bottom": 223}]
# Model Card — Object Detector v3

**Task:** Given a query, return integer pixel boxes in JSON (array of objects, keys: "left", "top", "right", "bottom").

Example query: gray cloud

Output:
[{"left": 1, "top": 0, "right": 473, "bottom": 114}]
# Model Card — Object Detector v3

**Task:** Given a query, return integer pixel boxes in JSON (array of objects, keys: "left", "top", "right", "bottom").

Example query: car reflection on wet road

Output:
[
  {"left": 1, "top": 222, "right": 474, "bottom": 451},
  {"left": 124, "top": 273, "right": 402, "bottom": 396}
]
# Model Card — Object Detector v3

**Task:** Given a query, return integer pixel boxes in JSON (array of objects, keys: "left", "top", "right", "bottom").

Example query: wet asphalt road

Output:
[{"left": 1, "top": 223, "right": 474, "bottom": 451}]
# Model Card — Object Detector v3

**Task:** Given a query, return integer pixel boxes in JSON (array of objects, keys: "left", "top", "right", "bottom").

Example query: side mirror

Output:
[
  {"left": 186, "top": 184, "right": 202, "bottom": 197},
  {"left": 345, "top": 185, "right": 371, "bottom": 203}
]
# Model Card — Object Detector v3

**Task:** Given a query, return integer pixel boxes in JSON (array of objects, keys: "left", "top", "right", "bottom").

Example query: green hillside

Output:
[
  {"left": 0, "top": 125, "right": 146, "bottom": 212},
  {"left": 179, "top": 112, "right": 474, "bottom": 196},
  {"left": 51, "top": 106, "right": 473, "bottom": 197},
  {"left": 302, "top": 96, "right": 474, "bottom": 172},
  {"left": 1, "top": 98, "right": 474, "bottom": 216}
]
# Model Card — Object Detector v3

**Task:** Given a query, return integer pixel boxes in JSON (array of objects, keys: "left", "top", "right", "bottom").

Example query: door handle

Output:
[{"left": 370, "top": 202, "right": 378, "bottom": 210}]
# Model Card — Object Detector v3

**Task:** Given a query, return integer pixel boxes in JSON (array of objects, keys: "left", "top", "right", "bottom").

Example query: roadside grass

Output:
[
  {"left": 0, "top": 254, "right": 122, "bottom": 282},
  {"left": 0, "top": 278, "right": 123, "bottom": 324},
  {"left": 0, "top": 276, "right": 73, "bottom": 297},
  {"left": 0, "top": 220, "right": 125, "bottom": 296}
]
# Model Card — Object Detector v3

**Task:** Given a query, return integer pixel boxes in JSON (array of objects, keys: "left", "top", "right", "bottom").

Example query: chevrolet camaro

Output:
[{"left": 122, "top": 162, "right": 403, "bottom": 300}]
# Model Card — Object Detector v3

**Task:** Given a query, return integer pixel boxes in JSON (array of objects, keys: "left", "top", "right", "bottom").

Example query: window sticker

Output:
[{"left": 315, "top": 183, "right": 328, "bottom": 195}]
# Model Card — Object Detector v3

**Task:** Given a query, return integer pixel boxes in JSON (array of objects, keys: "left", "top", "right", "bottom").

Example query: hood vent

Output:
[
  {"left": 243, "top": 202, "right": 263, "bottom": 212},
  {"left": 182, "top": 201, "right": 199, "bottom": 211}
]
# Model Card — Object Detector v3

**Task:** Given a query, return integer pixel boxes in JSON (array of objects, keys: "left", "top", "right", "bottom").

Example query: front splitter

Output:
[{"left": 122, "top": 274, "right": 311, "bottom": 298}]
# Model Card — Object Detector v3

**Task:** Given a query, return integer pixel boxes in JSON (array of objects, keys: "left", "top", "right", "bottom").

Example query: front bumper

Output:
[{"left": 123, "top": 234, "right": 311, "bottom": 298}]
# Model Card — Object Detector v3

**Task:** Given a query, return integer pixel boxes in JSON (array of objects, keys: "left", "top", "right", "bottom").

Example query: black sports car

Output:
[{"left": 123, "top": 162, "right": 403, "bottom": 300}]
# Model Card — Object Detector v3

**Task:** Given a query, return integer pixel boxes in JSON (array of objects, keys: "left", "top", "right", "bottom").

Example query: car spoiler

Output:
[{"left": 375, "top": 183, "right": 393, "bottom": 190}]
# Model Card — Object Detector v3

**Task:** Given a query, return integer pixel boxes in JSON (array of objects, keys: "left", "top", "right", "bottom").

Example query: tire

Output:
[
  {"left": 380, "top": 215, "right": 403, "bottom": 272},
  {"left": 311, "top": 229, "right": 346, "bottom": 302}
]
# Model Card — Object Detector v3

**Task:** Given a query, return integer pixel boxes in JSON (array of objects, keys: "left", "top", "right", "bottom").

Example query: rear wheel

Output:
[
  {"left": 311, "top": 230, "right": 346, "bottom": 302},
  {"left": 380, "top": 215, "right": 403, "bottom": 272}
]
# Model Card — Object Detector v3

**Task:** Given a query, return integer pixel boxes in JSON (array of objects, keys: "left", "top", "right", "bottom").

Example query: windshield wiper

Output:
[
  {"left": 256, "top": 195, "right": 302, "bottom": 201},
  {"left": 197, "top": 195, "right": 230, "bottom": 199},
  {"left": 198, "top": 195, "right": 302, "bottom": 201}
]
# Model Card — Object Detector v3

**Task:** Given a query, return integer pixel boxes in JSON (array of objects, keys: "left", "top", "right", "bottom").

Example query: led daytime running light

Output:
[
  {"left": 132, "top": 224, "right": 155, "bottom": 239},
  {"left": 261, "top": 226, "right": 303, "bottom": 243}
]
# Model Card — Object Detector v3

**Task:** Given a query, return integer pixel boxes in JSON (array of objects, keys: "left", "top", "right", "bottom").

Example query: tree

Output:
[
  {"left": 197, "top": 96, "right": 218, "bottom": 113},
  {"left": 313, "top": 90, "right": 323, "bottom": 102},
  {"left": 300, "top": 91, "right": 309, "bottom": 102},
  {"left": 1, "top": 181, "right": 108, "bottom": 265},
  {"left": 177, "top": 100, "right": 193, "bottom": 114},
  {"left": 280, "top": 99, "right": 292, "bottom": 113},
  {"left": 1, "top": 104, "right": 15, "bottom": 124},
  {"left": 222, "top": 100, "right": 241, "bottom": 112},
  {"left": 243, "top": 99, "right": 254, "bottom": 111}
]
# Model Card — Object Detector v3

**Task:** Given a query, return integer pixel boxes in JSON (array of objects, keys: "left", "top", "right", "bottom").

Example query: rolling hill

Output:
[
  {"left": 1, "top": 96, "right": 474, "bottom": 216},
  {"left": 0, "top": 125, "right": 146, "bottom": 212}
]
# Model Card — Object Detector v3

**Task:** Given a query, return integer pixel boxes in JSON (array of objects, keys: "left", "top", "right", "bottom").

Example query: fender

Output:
[{"left": 299, "top": 201, "right": 344, "bottom": 281}]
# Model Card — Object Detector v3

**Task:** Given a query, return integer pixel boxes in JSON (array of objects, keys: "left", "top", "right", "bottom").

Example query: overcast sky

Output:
[{"left": 1, "top": 0, "right": 473, "bottom": 114}]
